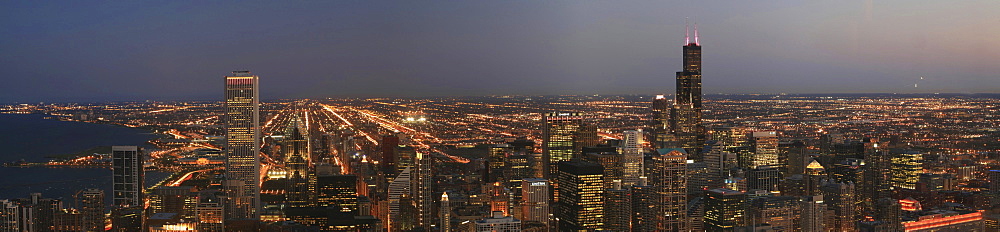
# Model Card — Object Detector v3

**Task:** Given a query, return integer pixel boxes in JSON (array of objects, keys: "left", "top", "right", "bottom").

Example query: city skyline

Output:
[{"left": 2, "top": 1, "right": 999, "bottom": 103}]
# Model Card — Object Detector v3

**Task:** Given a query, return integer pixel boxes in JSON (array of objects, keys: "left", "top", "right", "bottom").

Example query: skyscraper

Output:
[
  {"left": 440, "top": 192, "right": 451, "bottom": 232},
  {"left": 621, "top": 130, "right": 644, "bottom": 186},
  {"left": 413, "top": 152, "right": 434, "bottom": 229},
  {"left": 76, "top": 189, "right": 104, "bottom": 232},
  {"left": 650, "top": 148, "right": 689, "bottom": 231},
  {"left": 520, "top": 178, "right": 550, "bottom": 227},
  {"left": 555, "top": 160, "right": 605, "bottom": 231},
  {"left": 704, "top": 188, "right": 746, "bottom": 232},
  {"left": 223, "top": 70, "right": 261, "bottom": 220},
  {"left": 749, "top": 131, "right": 779, "bottom": 168},
  {"left": 283, "top": 117, "right": 313, "bottom": 208},
  {"left": 631, "top": 177, "right": 658, "bottom": 232},
  {"left": 670, "top": 24, "right": 704, "bottom": 157},
  {"left": 541, "top": 112, "right": 586, "bottom": 179},
  {"left": 605, "top": 180, "right": 631, "bottom": 232},
  {"left": 112, "top": 146, "right": 143, "bottom": 208}
]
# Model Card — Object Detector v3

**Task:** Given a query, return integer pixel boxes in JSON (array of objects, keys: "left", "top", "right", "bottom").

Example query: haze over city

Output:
[{"left": 2, "top": 1, "right": 998, "bottom": 103}]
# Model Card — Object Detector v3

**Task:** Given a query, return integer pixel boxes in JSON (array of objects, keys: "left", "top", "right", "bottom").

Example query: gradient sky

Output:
[{"left": 2, "top": 1, "right": 998, "bottom": 102}]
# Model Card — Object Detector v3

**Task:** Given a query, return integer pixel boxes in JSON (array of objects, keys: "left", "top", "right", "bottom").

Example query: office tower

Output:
[
  {"left": 870, "top": 198, "right": 904, "bottom": 232},
  {"left": 749, "top": 131, "right": 779, "bottom": 168},
  {"left": 397, "top": 146, "right": 417, "bottom": 174},
  {"left": 583, "top": 152, "right": 626, "bottom": 190},
  {"left": 669, "top": 25, "right": 705, "bottom": 157},
  {"left": 687, "top": 161, "right": 711, "bottom": 194},
  {"left": 387, "top": 167, "right": 412, "bottom": 231},
  {"left": 317, "top": 174, "right": 358, "bottom": 213},
  {"left": 283, "top": 117, "right": 314, "bottom": 208},
  {"left": 890, "top": 149, "right": 923, "bottom": 190},
  {"left": 803, "top": 160, "right": 825, "bottom": 195},
  {"left": 11, "top": 193, "right": 62, "bottom": 232},
  {"left": 704, "top": 142, "right": 738, "bottom": 190},
  {"left": 605, "top": 180, "right": 631, "bottom": 232},
  {"left": 505, "top": 154, "right": 531, "bottom": 200},
  {"left": 381, "top": 134, "right": 400, "bottom": 174},
  {"left": 649, "top": 148, "right": 689, "bottom": 231},
  {"left": 631, "top": 177, "right": 657, "bottom": 232},
  {"left": 541, "top": 112, "right": 586, "bottom": 179},
  {"left": 704, "top": 188, "right": 746, "bottom": 232},
  {"left": 223, "top": 70, "right": 261, "bottom": 220},
  {"left": 749, "top": 196, "right": 800, "bottom": 231},
  {"left": 487, "top": 143, "right": 510, "bottom": 183},
  {"left": 779, "top": 141, "right": 807, "bottom": 176},
  {"left": 820, "top": 181, "right": 858, "bottom": 232},
  {"left": 196, "top": 191, "right": 225, "bottom": 232},
  {"left": 800, "top": 195, "right": 826, "bottom": 232},
  {"left": 475, "top": 211, "right": 522, "bottom": 232},
  {"left": 1, "top": 200, "right": 18, "bottom": 231},
  {"left": 440, "top": 192, "right": 451, "bottom": 232},
  {"left": 862, "top": 142, "right": 892, "bottom": 214},
  {"left": 148, "top": 186, "right": 197, "bottom": 218},
  {"left": 651, "top": 95, "right": 672, "bottom": 150},
  {"left": 520, "top": 178, "right": 549, "bottom": 227},
  {"left": 573, "top": 124, "right": 599, "bottom": 155},
  {"left": 688, "top": 197, "right": 705, "bottom": 232},
  {"left": 77, "top": 189, "right": 104, "bottom": 232},
  {"left": 414, "top": 153, "right": 433, "bottom": 228},
  {"left": 112, "top": 146, "right": 143, "bottom": 208},
  {"left": 622, "top": 130, "right": 645, "bottom": 186},
  {"left": 555, "top": 160, "right": 604, "bottom": 231},
  {"left": 917, "top": 173, "right": 954, "bottom": 191}
]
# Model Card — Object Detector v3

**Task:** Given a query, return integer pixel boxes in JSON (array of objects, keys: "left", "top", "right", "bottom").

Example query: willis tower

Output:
[{"left": 669, "top": 23, "right": 705, "bottom": 158}]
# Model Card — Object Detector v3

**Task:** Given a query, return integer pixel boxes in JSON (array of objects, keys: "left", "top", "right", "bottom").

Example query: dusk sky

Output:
[{"left": 2, "top": 1, "right": 998, "bottom": 102}]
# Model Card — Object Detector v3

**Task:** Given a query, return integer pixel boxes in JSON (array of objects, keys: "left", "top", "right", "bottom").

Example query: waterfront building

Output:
[
  {"left": 112, "top": 146, "right": 144, "bottom": 208},
  {"left": 223, "top": 70, "right": 261, "bottom": 220}
]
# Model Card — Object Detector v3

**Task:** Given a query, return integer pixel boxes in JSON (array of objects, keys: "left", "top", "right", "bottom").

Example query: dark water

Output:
[{"left": 0, "top": 114, "right": 170, "bottom": 205}]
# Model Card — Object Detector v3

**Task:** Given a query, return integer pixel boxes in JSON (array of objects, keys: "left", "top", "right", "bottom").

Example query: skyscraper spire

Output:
[
  {"left": 694, "top": 23, "right": 700, "bottom": 46},
  {"left": 685, "top": 20, "right": 690, "bottom": 45}
]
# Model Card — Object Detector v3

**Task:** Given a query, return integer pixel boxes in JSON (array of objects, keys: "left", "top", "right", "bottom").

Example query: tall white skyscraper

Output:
[
  {"left": 520, "top": 178, "right": 550, "bottom": 226},
  {"left": 224, "top": 71, "right": 261, "bottom": 220},
  {"left": 622, "top": 130, "right": 644, "bottom": 186}
]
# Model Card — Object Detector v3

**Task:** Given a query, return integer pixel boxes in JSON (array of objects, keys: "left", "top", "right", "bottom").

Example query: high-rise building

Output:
[
  {"left": 631, "top": 177, "right": 657, "bottom": 232},
  {"left": 583, "top": 152, "right": 627, "bottom": 190},
  {"left": 223, "top": 70, "right": 261, "bottom": 220},
  {"left": 621, "top": 130, "right": 645, "bottom": 186},
  {"left": 651, "top": 95, "right": 672, "bottom": 149},
  {"left": 669, "top": 24, "right": 704, "bottom": 157},
  {"left": 387, "top": 167, "right": 412, "bottom": 231},
  {"left": 196, "top": 191, "right": 225, "bottom": 232},
  {"left": 748, "top": 131, "right": 779, "bottom": 169},
  {"left": 800, "top": 195, "right": 826, "bottom": 232},
  {"left": 486, "top": 182, "right": 512, "bottom": 217},
  {"left": 749, "top": 196, "right": 800, "bottom": 231},
  {"left": 488, "top": 143, "right": 512, "bottom": 183},
  {"left": 12, "top": 193, "right": 62, "bottom": 232},
  {"left": 704, "top": 188, "right": 745, "bottom": 232},
  {"left": 110, "top": 206, "right": 144, "bottom": 232},
  {"left": 475, "top": 211, "right": 522, "bottom": 232},
  {"left": 820, "top": 181, "right": 858, "bottom": 232},
  {"left": 440, "top": 192, "right": 451, "bottom": 232},
  {"left": 76, "top": 189, "right": 104, "bottom": 232},
  {"left": 148, "top": 186, "right": 197, "bottom": 218},
  {"left": 112, "top": 146, "right": 144, "bottom": 208},
  {"left": 650, "top": 148, "right": 689, "bottom": 231},
  {"left": 413, "top": 152, "right": 434, "bottom": 228},
  {"left": 316, "top": 174, "right": 358, "bottom": 213},
  {"left": 890, "top": 149, "right": 923, "bottom": 190},
  {"left": 520, "top": 178, "right": 550, "bottom": 227},
  {"left": 1, "top": 200, "right": 18, "bottom": 231},
  {"left": 555, "top": 160, "right": 604, "bottom": 231},
  {"left": 283, "top": 117, "right": 314, "bottom": 209},
  {"left": 605, "top": 180, "right": 631, "bottom": 232},
  {"left": 542, "top": 112, "right": 586, "bottom": 179}
]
